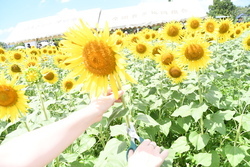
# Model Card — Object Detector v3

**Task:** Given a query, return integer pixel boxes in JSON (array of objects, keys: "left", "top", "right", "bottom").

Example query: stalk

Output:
[
  {"left": 36, "top": 83, "right": 48, "bottom": 120},
  {"left": 18, "top": 109, "right": 30, "bottom": 132}
]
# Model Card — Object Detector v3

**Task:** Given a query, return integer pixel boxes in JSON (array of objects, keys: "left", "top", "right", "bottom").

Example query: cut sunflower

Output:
[
  {"left": 62, "top": 20, "right": 135, "bottom": 99},
  {"left": 0, "top": 72, "right": 29, "bottom": 122}
]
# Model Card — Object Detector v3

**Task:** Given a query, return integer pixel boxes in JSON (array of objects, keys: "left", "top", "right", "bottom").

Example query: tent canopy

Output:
[
  {"left": 5, "top": 8, "right": 101, "bottom": 44},
  {"left": 5, "top": 0, "right": 206, "bottom": 44}
]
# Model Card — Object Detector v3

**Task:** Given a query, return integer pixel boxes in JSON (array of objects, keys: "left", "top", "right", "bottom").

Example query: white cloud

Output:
[
  {"left": 0, "top": 27, "right": 14, "bottom": 42},
  {"left": 0, "top": 27, "right": 14, "bottom": 35},
  {"left": 40, "top": 0, "right": 46, "bottom": 4},
  {"left": 59, "top": 0, "right": 71, "bottom": 3},
  {"left": 56, "top": 8, "right": 78, "bottom": 16}
]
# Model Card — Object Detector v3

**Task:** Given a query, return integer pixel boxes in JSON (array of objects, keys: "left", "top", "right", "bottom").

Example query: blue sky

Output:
[{"left": 0, "top": 0, "right": 249, "bottom": 42}]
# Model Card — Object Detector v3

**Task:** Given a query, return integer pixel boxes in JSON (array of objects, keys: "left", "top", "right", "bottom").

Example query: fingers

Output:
[{"left": 160, "top": 149, "right": 169, "bottom": 160}]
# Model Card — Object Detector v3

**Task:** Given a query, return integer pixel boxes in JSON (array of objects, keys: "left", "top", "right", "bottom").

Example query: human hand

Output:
[
  {"left": 89, "top": 89, "right": 124, "bottom": 122},
  {"left": 128, "top": 139, "right": 168, "bottom": 167}
]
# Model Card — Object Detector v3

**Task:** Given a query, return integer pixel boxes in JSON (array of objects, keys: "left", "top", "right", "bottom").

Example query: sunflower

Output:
[
  {"left": 61, "top": 77, "right": 76, "bottom": 92},
  {"left": 179, "top": 36, "right": 211, "bottom": 71},
  {"left": 41, "top": 68, "right": 58, "bottom": 84},
  {"left": 186, "top": 17, "right": 202, "bottom": 33},
  {"left": 126, "top": 33, "right": 141, "bottom": 44},
  {"left": 166, "top": 63, "right": 187, "bottom": 84},
  {"left": 23, "top": 67, "right": 42, "bottom": 83},
  {"left": 9, "top": 51, "right": 26, "bottom": 63},
  {"left": 242, "top": 34, "right": 250, "bottom": 51},
  {"left": 0, "top": 47, "right": 6, "bottom": 55},
  {"left": 41, "top": 47, "right": 48, "bottom": 55},
  {"left": 155, "top": 47, "right": 178, "bottom": 70},
  {"left": 8, "top": 63, "right": 22, "bottom": 76},
  {"left": 202, "top": 17, "right": 217, "bottom": 34},
  {"left": 112, "top": 29, "right": 125, "bottom": 37},
  {"left": 151, "top": 42, "right": 165, "bottom": 58},
  {"left": 216, "top": 19, "right": 233, "bottom": 43},
  {"left": 233, "top": 25, "right": 243, "bottom": 38},
  {"left": 0, "top": 54, "right": 7, "bottom": 64},
  {"left": 161, "top": 21, "right": 183, "bottom": 42},
  {"left": 127, "top": 39, "right": 152, "bottom": 59},
  {"left": 26, "top": 48, "right": 41, "bottom": 57},
  {"left": 62, "top": 20, "right": 135, "bottom": 99},
  {"left": 0, "top": 73, "right": 29, "bottom": 122},
  {"left": 53, "top": 54, "right": 70, "bottom": 69},
  {"left": 24, "top": 56, "right": 39, "bottom": 68}
]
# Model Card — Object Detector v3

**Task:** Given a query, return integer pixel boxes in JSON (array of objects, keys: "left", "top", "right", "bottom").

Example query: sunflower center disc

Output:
[
  {"left": 14, "top": 53, "right": 21, "bottom": 60},
  {"left": 0, "top": 85, "right": 18, "bottom": 107},
  {"left": 65, "top": 81, "right": 73, "bottom": 89},
  {"left": 83, "top": 40, "right": 116, "bottom": 76},
  {"left": 136, "top": 44, "right": 147, "bottom": 54},
  {"left": 247, "top": 39, "right": 250, "bottom": 46},
  {"left": 206, "top": 23, "right": 214, "bottom": 33},
  {"left": 191, "top": 20, "right": 199, "bottom": 29},
  {"left": 185, "top": 44, "right": 204, "bottom": 61},
  {"left": 11, "top": 64, "right": 21, "bottom": 72},
  {"left": 167, "top": 26, "right": 179, "bottom": 37},
  {"left": 162, "top": 53, "right": 174, "bottom": 65},
  {"left": 219, "top": 23, "right": 229, "bottom": 34},
  {"left": 169, "top": 67, "right": 182, "bottom": 78},
  {"left": 44, "top": 72, "right": 55, "bottom": 80}
]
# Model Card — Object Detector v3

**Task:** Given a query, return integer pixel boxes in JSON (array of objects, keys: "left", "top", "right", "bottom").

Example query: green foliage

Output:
[
  {"left": 0, "top": 42, "right": 7, "bottom": 49},
  {"left": 207, "top": 0, "right": 236, "bottom": 18}
]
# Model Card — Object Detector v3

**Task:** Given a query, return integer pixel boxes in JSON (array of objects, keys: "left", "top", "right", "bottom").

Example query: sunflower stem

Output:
[
  {"left": 17, "top": 109, "right": 31, "bottom": 132},
  {"left": 36, "top": 83, "right": 49, "bottom": 121},
  {"left": 121, "top": 95, "right": 131, "bottom": 129}
]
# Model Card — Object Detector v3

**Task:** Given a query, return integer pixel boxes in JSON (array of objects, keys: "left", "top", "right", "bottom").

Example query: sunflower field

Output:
[{"left": 0, "top": 17, "right": 250, "bottom": 167}]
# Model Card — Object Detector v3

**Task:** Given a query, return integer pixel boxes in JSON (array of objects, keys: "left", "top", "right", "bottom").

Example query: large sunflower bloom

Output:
[
  {"left": 179, "top": 37, "right": 211, "bottom": 71},
  {"left": 62, "top": 20, "right": 135, "bottom": 99},
  {"left": 0, "top": 73, "right": 29, "bottom": 122}
]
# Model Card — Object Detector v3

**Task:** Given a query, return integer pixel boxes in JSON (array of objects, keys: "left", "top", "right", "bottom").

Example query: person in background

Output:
[
  {"left": 27, "top": 43, "right": 31, "bottom": 48},
  {"left": 0, "top": 89, "right": 168, "bottom": 167},
  {"left": 237, "top": 17, "right": 243, "bottom": 23}
]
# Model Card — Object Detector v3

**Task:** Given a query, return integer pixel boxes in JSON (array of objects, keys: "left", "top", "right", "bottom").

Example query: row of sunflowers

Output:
[{"left": 0, "top": 16, "right": 250, "bottom": 166}]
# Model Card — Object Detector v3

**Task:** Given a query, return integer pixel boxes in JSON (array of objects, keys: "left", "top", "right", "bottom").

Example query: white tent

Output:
[
  {"left": 98, "top": 0, "right": 207, "bottom": 29},
  {"left": 5, "top": 0, "right": 207, "bottom": 44},
  {"left": 5, "top": 8, "right": 101, "bottom": 44}
]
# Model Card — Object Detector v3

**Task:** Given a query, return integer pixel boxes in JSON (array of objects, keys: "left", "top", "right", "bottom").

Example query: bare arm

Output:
[{"left": 0, "top": 90, "right": 123, "bottom": 167}]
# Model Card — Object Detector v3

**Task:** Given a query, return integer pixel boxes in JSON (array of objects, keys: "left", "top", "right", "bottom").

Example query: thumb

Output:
[{"left": 128, "top": 149, "right": 134, "bottom": 159}]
